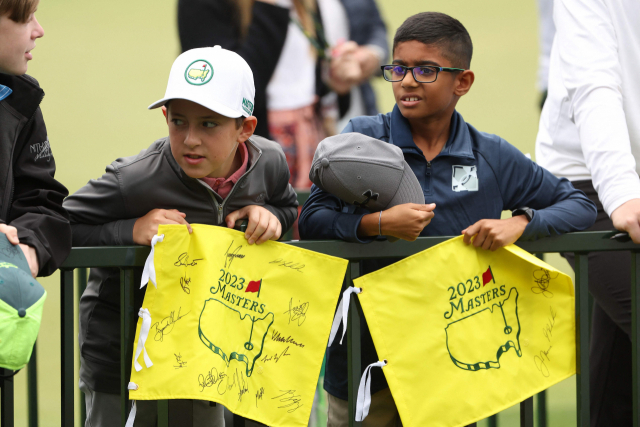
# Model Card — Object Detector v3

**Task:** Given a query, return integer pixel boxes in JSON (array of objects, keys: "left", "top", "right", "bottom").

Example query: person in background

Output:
[
  {"left": 178, "top": 0, "right": 290, "bottom": 140},
  {"left": 535, "top": 0, "right": 640, "bottom": 424},
  {"left": 266, "top": 0, "right": 388, "bottom": 190},
  {"left": 536, "top": 0, "right": 554, "bottom": 109},
  {"left": 0, "top": 0, "right": 71, "bottom": 280}
]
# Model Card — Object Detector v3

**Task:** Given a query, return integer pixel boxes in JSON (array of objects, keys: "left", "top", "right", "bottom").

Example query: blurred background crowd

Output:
[{"left": 10, "top": 0, "right": 576, "bottom": 425}]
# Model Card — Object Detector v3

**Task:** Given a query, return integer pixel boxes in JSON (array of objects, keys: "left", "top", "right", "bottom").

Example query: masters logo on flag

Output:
[
  {"left": 354, "top": 236, "right": 576, "bottom": 427},
  {"left": 185, "top": 60, "right": 213, "bottom": 85},
  {"left": 129, "top": 225, "right": 347, "bottom": 427}
]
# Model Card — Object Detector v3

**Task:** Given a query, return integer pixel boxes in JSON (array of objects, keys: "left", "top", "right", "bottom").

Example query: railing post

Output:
[
  {"left": 76, "top": 268, "right": 88, "bottom": 426},
  {"left": 27, "top": 343, "right": 38, "bottom": 427},
  {"left": 347, "top": 261, "right": 361, "bottom": 427},
  {"left": 536, "top": 390, "right": 546, "bottom": 427},
  {"left": 60, "top": 268, "right": 75, "bottom": 427},
  {"left": 120, "top": 268, "right": 136, "bottom": 426},
  {"left": 1, "top": 368, "right": 15, "bottom": 427},
  {"left": 520, "top": 397, "right": 534, "bottom": 427},
  {"left": 534, "top": 254, "right": 547, "bottom": 427},
  {"left": 632, "top": 251, "right": 640, "bottom": 427},
  {"left": 488, "top": 414, "right": 498, "bottom": 427},
  {"left": 157, "top": 400, "right": 169, "bottom": 427},
  {"left": 574, "top": 253, "right": 590, "bottom": 426}
]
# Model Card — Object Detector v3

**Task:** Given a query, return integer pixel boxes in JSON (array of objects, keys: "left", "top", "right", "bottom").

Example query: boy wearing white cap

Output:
[{"left": 64, "top": 46, "right": 297, "bottom": 426}]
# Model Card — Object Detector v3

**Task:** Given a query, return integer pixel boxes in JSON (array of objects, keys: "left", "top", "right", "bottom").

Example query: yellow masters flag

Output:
[
  {"left": 354, "top": 236, "right": 575, "bottom": 427},
  {"left": 129, "top": 224, "right": 347, "bottom": 427}
]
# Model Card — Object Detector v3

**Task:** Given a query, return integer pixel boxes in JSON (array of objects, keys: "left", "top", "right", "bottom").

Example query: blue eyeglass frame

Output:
[{"left": 381, "top": 64, "right": 466, "bottom": 83}]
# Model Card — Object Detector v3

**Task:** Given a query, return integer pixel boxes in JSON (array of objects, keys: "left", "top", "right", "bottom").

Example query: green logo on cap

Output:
[
  {"left": 242, "top": 98, "right": 254, "bottom": 115},
  {"left": 185, "top": 60, "right": 213, "bottom": 85}
]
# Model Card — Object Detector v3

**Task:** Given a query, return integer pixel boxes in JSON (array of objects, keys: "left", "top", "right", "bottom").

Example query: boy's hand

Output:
[
  {"left": 0, "top": 224, "right": 19, "bottom": 245},
  {"left": 225, "top": 205, "right": 282, "bottom": 245},
  {"left": 133, "top": 209, "right": 192, "bottom": 246},
  {"left": 611, "top": 198, "right": 640, "bottom": 243},
  {"left": 19, "top": 244, "right": 39, "bottom": 278},
  {"left": 462, "top": 216, "right": 529, "bottom": 251},
  {"left": 0, "top": 224, "right": 39, "bottom": 277},
  {"left": 358, "top": 203, "right": 436, "bottom": 241}
]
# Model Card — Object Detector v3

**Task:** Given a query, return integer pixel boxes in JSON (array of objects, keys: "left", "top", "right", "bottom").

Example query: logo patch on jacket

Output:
[
  {"left": 30, "top": 138, "right": 51, "bottom": 162},
  {"left": 185, "top": 60, "right": 213, "bottom": 85},
  {"left": 452, "top": 165, "right": 478, "bottom": 192}
]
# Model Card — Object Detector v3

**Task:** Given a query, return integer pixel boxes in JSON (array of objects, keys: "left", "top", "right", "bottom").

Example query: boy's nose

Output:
[
  {"left": 32, "top": 16, "right": 44, "bottom": 39},
  {"left": 401, "top": 70, "right": 418, "bottom": 87},
  {"left": 184, "top": 128, "right": 201, "bottom": 148}
]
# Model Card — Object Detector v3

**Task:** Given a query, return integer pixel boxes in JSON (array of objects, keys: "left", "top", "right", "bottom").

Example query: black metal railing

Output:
[{"left": 2, "top": 231, "right": 640, "bottom": 426}]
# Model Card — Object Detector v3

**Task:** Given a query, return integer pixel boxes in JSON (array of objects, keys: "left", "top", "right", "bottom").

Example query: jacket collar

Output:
[
  {"left": 0, "top": 73, "right": 43, "bottom": 119},
  {"left": 0, "top": 84, "right": 12, "bottom": 102},
  {"left": 388, "top": 105, "right": 475, "bottom": 160}
]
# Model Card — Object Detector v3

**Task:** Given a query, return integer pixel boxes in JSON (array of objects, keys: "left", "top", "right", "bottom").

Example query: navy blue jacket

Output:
[{"left": 299, "top": 106, "right": 597, "bottom": 400}]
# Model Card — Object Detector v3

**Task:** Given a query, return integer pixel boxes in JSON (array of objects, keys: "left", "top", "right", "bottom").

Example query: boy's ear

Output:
[
  {"left": 237, "top": 116, "right": 258, "bottom": 143},
  {"left": 162, "top": 106, "right": 168, "bottom": 121},
  {"left": 454, "top": 70, "right": 475, "bottom": 97}
]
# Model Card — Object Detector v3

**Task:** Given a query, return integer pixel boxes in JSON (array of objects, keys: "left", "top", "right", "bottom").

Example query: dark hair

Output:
[
  {"left": 393, "top": 12, "right": 473, "bottom": 69},
  {"left": 0, "top": 0, "right": 38, "bottom": 23}
]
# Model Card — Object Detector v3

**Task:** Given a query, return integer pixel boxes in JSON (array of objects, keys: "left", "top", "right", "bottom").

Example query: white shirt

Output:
[
  {"left": 267, "top": 0, "right": 350, "bottom": 111},
  {"left": 267, "top": 17, "right": 317, "bottom": 111},
  {"left": 535, "top": 0, "right": 640, "bottom": 216},
  {"left": 536, "top": 0, "right": 555, "bottom": 92}
]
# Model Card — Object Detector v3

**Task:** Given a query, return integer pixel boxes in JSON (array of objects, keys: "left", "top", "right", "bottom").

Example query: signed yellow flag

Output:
[
  {"left": 354, "top": 236, "right": 575, "bottom": 427},
  {"left": 129, "top": 225, "right": 347, "bottom": 427}
]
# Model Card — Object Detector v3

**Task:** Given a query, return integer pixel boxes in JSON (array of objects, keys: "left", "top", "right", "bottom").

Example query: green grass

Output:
[{"left": 4, "top": 0, "right": 580, "bottom": 425}]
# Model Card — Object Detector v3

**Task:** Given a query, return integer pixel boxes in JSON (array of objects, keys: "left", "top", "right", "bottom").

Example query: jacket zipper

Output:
[{"left": 205, "top": 140, "right": 263, "bottom": 224}]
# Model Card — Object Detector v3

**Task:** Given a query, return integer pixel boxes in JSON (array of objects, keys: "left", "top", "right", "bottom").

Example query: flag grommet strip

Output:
[
  {"left": 329, "top": 286, "right": 363, "bottom": 346},
  {"left": 356, "top": 360, "right": 388, "bottom": 422}
]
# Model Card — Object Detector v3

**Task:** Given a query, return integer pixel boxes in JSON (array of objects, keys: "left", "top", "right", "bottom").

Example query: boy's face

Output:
[
  {"left": 391, "top": 40, "right": 473, "bottom": 122},
  {"left": 0, "top": 10, "right": 44, "bottom": 75},
  {"left": 167, "top": 99, "right": 254, "bottom": 179}
]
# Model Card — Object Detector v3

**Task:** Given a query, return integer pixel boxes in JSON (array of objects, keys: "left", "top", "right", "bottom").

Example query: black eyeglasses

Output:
[{"left": 381, "top": 65, "right": 465, "bottom": 83}]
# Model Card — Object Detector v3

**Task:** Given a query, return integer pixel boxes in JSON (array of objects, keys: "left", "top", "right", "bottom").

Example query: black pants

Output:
[{"left": 564, "top": 180, "right": 632, "bottom": 426}]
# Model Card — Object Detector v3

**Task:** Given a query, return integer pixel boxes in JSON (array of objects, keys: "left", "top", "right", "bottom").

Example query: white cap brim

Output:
[{"left": 148, "top": 96, "right": 244, "bottom": 118}]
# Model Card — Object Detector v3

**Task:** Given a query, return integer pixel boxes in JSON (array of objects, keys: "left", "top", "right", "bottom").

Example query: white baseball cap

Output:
[{"left": 148, "top": 45, "right": 255, "bottom": 118}]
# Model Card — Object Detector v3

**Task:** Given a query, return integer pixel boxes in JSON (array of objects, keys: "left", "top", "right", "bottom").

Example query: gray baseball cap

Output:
[
  {"left": 309, "top": 133, "right": 425, "bottom": 211},
  {"left": 0, "top": 234, "right": 46, "bottom": 371}
]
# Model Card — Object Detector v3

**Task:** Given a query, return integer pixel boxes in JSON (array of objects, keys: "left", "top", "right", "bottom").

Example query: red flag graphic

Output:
[
  {"left": 245, "top": 279, "right": 262, "bottom": 297},
  {"left": 482, "top": 266, "right": 495, "bottom": 286}
]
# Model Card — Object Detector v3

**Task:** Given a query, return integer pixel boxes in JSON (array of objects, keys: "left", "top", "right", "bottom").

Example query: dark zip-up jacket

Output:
[
  {"left": 299, "top": 106, "right": 597, "bottom": 400},
  {"left": 64, "top": 135, "right": 298, "bottom": 392},
  {"left": 0, "top": 73, "right": 71, "bottom": 276}
]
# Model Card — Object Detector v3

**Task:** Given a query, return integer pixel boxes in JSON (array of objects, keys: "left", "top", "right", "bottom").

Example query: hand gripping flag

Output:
[
  {"left": 353, "top": 236, "right": 575, "bottom": 427},
  {"left": 128, "top": 225, "right": 347, "bottom": 427}
]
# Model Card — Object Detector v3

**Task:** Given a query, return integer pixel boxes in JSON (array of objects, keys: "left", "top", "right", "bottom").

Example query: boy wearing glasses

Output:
[{"left": 299, "top": 12, "right": 596, "bottom": 426}]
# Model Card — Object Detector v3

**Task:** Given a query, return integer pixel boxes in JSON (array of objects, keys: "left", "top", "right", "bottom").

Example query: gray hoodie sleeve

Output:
[
  {"left": 63, "top": 163, "right": 137, "bottom": 247},
  {"left": 263, "top": 168, "right": 299, "bottom": 234}
]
